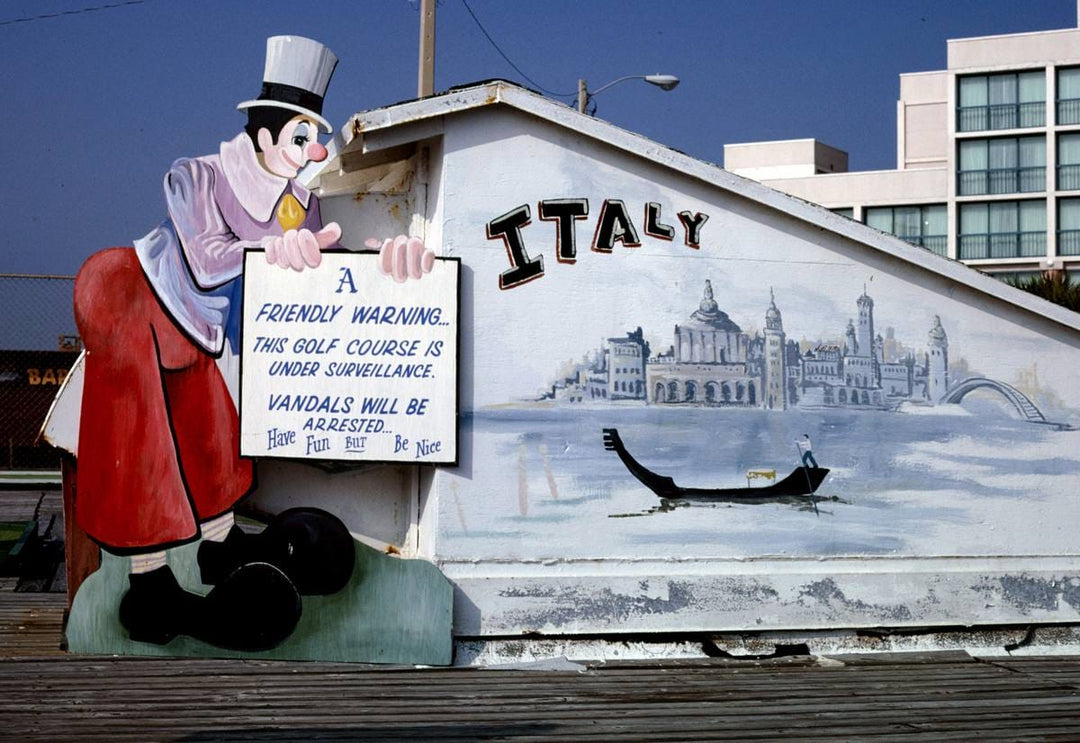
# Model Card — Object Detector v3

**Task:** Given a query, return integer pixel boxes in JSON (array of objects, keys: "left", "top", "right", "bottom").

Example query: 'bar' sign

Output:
[{"left": 240, "top": 251, "right": 459, "bottom": 464}]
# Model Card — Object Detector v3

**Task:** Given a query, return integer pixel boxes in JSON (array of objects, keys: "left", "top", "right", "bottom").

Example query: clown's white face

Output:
[{"left": 257, "top": 115, "right": 329, "bottom": 179}]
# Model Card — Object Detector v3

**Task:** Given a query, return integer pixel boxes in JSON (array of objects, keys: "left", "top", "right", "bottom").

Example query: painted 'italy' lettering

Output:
[
  {"left": 488, "top": 205, "right": 544, "bottom": 290},
  {"left": 593, "top": 199, "right": 641, "bottom": 252},
  {"left": 539, "top": 198, "right": 589, "bottom": 263}
]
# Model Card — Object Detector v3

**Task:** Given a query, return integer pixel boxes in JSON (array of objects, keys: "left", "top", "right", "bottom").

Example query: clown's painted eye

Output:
[{"left": 291, "top": 122, "right": 312, "bottom": 148}]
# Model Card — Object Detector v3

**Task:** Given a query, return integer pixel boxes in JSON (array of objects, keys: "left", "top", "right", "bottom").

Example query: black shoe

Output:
[
  {"left": 198, "top": 508, "right": 355, "bottom": 595},
  {"left": 118, "top": 563, "right": 301, "bottom": 651}
]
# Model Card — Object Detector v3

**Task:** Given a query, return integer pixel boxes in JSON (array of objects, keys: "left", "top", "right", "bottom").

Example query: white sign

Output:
[{"left": 240, "top": 251, "right": 459, "bottom": 464}]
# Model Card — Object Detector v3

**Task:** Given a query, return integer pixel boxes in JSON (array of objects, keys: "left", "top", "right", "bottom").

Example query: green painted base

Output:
[{"left": 66, "top": 538, "right": 453, "bottom": 665}]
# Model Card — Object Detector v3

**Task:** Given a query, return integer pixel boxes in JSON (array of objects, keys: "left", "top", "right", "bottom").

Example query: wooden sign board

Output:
[{"left": 240, "top": 251, "right": 459, "bottom": 464}]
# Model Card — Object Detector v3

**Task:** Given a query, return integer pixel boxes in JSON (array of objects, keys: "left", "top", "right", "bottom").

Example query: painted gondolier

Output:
[
  {"left": 73, "top": 36, "right": 431, "bottom": 651},
  {"left": 797, "top": 434, "right": 819, "bottom": 469}
]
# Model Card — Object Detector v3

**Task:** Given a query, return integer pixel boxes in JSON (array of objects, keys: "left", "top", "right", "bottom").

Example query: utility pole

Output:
[
  {"left": 418, "top": 0, "right": 436, "bottom": 98},
  {"left": 577, "top": 78, "right": 588, "bottom": 113}
]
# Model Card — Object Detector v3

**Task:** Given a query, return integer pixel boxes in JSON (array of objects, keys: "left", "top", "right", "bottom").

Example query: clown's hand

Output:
[
  {"left": 365, "top": 235, "right": 435, "bottom": 282},
  {"left": 265, "top": 222, "right": 342, "bottom": 271}
]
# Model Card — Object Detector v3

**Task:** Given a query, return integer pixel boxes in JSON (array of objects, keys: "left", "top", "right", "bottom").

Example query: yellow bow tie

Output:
[{"left": 276, "top": 193, "right": 306, "bottom": 232}]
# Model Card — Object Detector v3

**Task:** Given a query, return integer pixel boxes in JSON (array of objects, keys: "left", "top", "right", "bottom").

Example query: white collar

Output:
[{"left": 219, "top": 132, "right": 312, "bottom": 223}]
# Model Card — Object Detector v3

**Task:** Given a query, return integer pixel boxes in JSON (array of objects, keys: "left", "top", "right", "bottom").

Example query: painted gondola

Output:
[{"left": 602, "top": 428, "right": 829, "bottom": 500}]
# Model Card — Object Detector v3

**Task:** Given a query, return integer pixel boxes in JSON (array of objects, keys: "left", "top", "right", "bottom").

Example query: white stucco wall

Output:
[
  {"left": 431, "top": 106, "right": 1080, "bottom": 637},
  {"left": 316, "top": 91, "right": 1080, "bottom": 640},
  {"left": 898, "top": 70, "right": 949, "bottom": 169}
]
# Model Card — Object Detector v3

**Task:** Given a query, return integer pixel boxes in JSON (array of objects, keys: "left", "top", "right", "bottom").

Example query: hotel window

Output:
[
  {"left": 957, "top": 136, "right": 1045, "bottom": 195},
  {"left": 958, "top": 200, "right": 1046, "bottom": 259},
  {"left": 1058, "top": 198, "right": 1080, "bottom": 256},
  {"left": 864, "top": 205, "right": 947, "bottom": 255},
  {"left": 831, "top": 207, "right": 854, "bottom": 219},
  {"left": 957, "top": 71, "right": 1045, "bottom": 132},
  {"left": 1057, "top": 133, "right": 1080, "bottom": 190},
  {"left": 1057, "top": 67, "right": 1080, "bottom": 125}
]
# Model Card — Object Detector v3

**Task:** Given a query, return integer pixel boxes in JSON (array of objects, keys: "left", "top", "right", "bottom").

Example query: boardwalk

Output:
[
  {"left": 2, "top": 487, "right": 1080, "bottom": 740},
  {"left": 2, "top": 640, "right": 1080, "bottom": 740}
]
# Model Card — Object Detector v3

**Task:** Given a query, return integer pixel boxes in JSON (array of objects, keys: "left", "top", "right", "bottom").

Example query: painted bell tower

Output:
[
  {"left": 763, "top": 288, "right": 787, "bottom": 410},
  {"left": 927, "top": 315, "right": 949, "bottom": 403}
]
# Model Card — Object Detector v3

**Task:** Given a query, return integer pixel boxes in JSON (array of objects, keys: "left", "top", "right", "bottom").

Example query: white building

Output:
[
  {"left": 606, "top": 329, "right": 647, "bottom": 401},
  {"left": 48, "top": 79, "right": 1080, "bottom": 661},
  {"left": 724, "top": 9, "right": 1080, "bottom": 280}
]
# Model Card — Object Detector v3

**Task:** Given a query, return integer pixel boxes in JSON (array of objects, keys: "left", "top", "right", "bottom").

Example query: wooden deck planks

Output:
[
  {"left": 0, "top": 591, "right": 66, "bottom": 657},
  {"left": 0, "top": 653, "right": 1078, "bottom": 741},
  {"left": 985, "top": 656, "right": 1080, "bottom": 690}
]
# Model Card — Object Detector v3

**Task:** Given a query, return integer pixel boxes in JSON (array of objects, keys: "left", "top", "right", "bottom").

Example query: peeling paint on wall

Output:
[
  {"left": 974, "top": 574, "right": 1080, "bottom": 614},
  {"left": 499, "top": 580, "right": 697, "bottom": 628},
  {"left": 797, "top": 578, "right": 914, "bottom": 623}
]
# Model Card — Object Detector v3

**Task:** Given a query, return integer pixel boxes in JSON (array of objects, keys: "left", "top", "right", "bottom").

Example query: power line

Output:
[
  {"left": 459, "top": 0, "right": 575, "bottom": 98},
  {"left": 0, "top": 0, "right": 146, "bottom": 28}
]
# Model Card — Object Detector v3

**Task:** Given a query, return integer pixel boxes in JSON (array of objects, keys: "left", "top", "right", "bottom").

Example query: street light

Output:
[{"left": 577, "top": 74, "right": 680, "bottom": 114}]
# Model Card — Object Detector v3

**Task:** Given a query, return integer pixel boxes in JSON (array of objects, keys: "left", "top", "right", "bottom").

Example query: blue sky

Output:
[{"left": 0, "top": 0, "right": 1075, "bottom": 276}]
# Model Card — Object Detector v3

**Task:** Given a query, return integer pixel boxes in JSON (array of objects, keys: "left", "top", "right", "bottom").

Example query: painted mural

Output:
[
  {"left": 449, "top": 258, "right": 1080, "bottom": 557},
  {"left": 553, "top": 279, "right": 1064, "bottom": 508},
  {"left": 426, "top": 125, "right": 1080, "bottom": 574},
  {"left": 66, "top": 36, "right": 450, "bottom": 662}
]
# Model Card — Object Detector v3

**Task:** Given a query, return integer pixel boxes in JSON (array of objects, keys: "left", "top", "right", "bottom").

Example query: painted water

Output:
[{"left": 439, "top": 401, "right": 1080, "bottom": 561}]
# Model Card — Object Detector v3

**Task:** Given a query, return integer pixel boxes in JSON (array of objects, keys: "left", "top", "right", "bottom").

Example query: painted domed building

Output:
[{"left": 647, "top": 281, "right": 762, "bottom": 407}]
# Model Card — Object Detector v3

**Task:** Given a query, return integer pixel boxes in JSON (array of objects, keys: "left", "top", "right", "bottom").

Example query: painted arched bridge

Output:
[{"left": 939, "top": 377, "right": 1046, "bottom": 422}]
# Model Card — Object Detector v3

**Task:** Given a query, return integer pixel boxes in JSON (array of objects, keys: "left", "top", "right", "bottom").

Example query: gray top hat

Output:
[{"left": 237, "top": 35, "right": 339, "bottom": 133}]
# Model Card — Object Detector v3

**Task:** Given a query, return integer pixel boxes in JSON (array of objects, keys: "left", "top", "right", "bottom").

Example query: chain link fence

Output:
[{"left": 0, "top": 274, "right": 80, "bottom": 471}]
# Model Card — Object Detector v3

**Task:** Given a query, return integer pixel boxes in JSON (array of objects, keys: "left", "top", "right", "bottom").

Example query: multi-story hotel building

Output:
[{"left": 724, "top": 10, "right": 1080, "bottom": 280}]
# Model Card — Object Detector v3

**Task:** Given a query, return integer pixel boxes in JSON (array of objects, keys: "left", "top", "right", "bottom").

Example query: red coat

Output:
[
  {"left": 74, "top": 248, "right": 252, "bottom": 551},
  {"left": 73, "top": 134, "right": 328, "bottom": 552}
]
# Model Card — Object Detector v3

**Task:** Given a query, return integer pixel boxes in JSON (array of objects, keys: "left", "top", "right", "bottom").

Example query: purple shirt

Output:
[{"left": 135, "top": 132, "right": 331, "bottom": 354}]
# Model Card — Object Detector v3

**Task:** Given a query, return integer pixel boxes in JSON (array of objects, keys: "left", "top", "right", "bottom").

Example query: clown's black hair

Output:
[{"left": 244, "top": 107, "right": 304, "bottom": 152}]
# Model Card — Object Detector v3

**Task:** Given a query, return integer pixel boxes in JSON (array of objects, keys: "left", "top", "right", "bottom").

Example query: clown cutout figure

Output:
[{"left": 73, "top": 36, "right": 431, "bottom": 650}]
